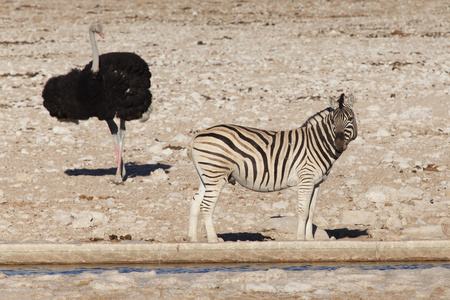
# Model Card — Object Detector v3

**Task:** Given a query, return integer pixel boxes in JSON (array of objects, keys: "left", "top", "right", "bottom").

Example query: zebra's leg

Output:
[
  {"left": 296, "top": 178, "right": 315, "bottom": 240},
  {"left": 201, "top": 178, "right": 227, "bottom": 243},
  {"left": 305, "top": 185, "right": 319, "bottom": 240},
  {"left": 187, "top": 183, "right": 205, "bottom": 242}
]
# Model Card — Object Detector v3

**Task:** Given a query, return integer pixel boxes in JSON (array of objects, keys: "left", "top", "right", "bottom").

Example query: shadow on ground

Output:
[
  {"left": 218, "top": 232, "right": 275, "bottom": 242},
  {"left": 325, "top": 228, "right": 370, "bottom": 239},
  {"left": 64, "top": 162, "right": 171, "bottom": 180},
  {"left": 219, "top": 226, "right": 369, "bottom": 242}
]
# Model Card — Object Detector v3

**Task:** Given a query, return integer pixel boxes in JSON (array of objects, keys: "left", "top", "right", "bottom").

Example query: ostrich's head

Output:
[
  {"left": 89, "top": 22, "right": 104, "bottom": 38},
  {"left": 329, "top": 93, "right": 358, "bottom": 152}
]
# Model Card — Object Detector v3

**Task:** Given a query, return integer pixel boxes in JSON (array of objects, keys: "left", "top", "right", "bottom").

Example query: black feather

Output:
[{"left": 42, "top": 52, "right": 152, "bottom": 122}]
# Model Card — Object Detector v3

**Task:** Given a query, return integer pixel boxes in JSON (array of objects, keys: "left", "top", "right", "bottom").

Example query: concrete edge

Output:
[{"left": 0, "top": 240, "right": 448, "bottom": 265}]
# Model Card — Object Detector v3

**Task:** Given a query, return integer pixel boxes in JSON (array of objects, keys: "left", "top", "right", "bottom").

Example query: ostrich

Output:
[{"left": 42, "top": 23, "right": 152, "bottom": 183}]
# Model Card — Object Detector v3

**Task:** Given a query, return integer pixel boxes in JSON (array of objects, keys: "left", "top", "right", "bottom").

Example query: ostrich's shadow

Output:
[{"left": 64, "top": 162, "right": 171, "bottom": 181}]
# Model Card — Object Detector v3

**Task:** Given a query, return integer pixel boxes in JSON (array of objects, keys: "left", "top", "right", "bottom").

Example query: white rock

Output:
[
  {"left": 397, "top": 161, "right": 411, "bottom": 169},
  {"left": 399, "top": 131, "right": 412, "bottom": 138},
  {"left": 280, "top": 282, "right": 314, "bottom": 293},
  {"left": 375, "top": 128, "right": 390, "bottom": 137},
  {"left": 385, "top": 215, "right": 403, "bottom": 230},
  {"left": 272, "top": 200, "right": 289, "bottom": 210},
  {"left": 161, "top": 148, "right": 173, "bottom": 156},
  {"left": 167, "top": 192, "right": 183, "bottom": 200},
  {"left": 360, "top": 185, "right": 423, "bottom": 207},
  {"left": 345, "top": 178, "right": 361, "bottom": 186},
  {"left": 34, "top": 274, "right": 63, "bottom": 281},
  {"left": 55, "top": 210, "right": 72, "bottom": 226},
  {"left": 91, "top": 212, "right": 109, "bottom": 226},
  {"left": 361, "top": 187, "right": 388, "bottom": 208},
  {"left": 258, "top": 216, "right": 296, "bottom": 234},
  {"left": 90, "top": 280, "right": 126, "bottom": 291},
  {"left": 151, "top": 156, "right": 164, "bottom": 162},
  {"left": 52, "top": 126, "right": 72, "bottom": 134},
  {"left": 366, "top": 105, "right": 381, "bottom": 111},
  {"left": 0, "top": 220, "right": 12, "bottom": 230},
  {"left": 148, "top": 143, "right": 164, "bottom": 154},
  {"left": 78, "top": 155, "right": 94, "bottom": 161},
  {"left": 150, "top": 168, "right": 169, "bottom": 181},
  {"left": 61, "top": 136, "right": 76, "bottom": 144},
  {"left": 341, "top": 211, "right": 377, "bottom": 226},
  {"left": 394, "top": 156, "right": 411, "bottom": 169},
  {"left": 71, "top": 211, "right": 109, "bottom": 228},
  {"left": 400, "top": 106, "right": 431, "bottom": 119},
  {"left": 314, "top": 228, "right": 330, "bottom": 240},
  {"left": 242, "top": 282, "right": 276, "bottom": 293},
  {"left": 171, "top": 133, "right": 189, "bottom": 144},
  {"left": 224, "top": 269, "right": 287, "bottom": 284},
  {"left": 402, "top": 225, "right": 445, "bottom": 239},
  {"left": 382, "top": 151, "right": 395, "bottom": 163},
  {"left": 105, "top": 273, "right": 136, "bottom": 284},
  {"left": 71, "top": 212, "right": 93, "bottom": 228},
  {"left": 397, "top": 186, "right": 423, "bottom": 203},
  {"left": 36, "top": 135, "right": 50, "bottom": 144},
  {"left": 190, "top": 92, "right": 203, "bottom": 101}
]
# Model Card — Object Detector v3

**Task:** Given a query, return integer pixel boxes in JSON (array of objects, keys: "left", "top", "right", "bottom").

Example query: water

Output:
[{"left": 1, "top": 262, "right": 448, "bottom": 277}]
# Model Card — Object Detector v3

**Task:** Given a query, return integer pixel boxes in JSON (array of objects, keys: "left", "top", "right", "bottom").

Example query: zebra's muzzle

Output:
[{"left": 335, "top": 132, "right": 347, "bottom": 152}]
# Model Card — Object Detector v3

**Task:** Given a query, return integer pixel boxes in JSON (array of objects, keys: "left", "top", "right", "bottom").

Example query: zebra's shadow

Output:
[
  {"left": 218, "top": 232, "right": 274, "bottom": 242},
  {"left": 218, "top": 226, "right": 369, "bottom": 242},
  {"left": 324, "top": 228, "right": 370, "bottom": 239},
  {"left": 64, "top": 162, "right": 171, "bottom": 180}
]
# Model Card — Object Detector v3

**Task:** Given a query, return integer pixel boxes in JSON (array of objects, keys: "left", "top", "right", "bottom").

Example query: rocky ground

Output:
[
  {"left": 0, "top": 263, "right": 449, "bottom": 299},
  {"left": 0, "top": 0, "right": 449, "bottom": 298}
]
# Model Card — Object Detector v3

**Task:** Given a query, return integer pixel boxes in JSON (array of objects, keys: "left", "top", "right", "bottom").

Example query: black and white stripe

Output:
[{"left": 187, "top": 93, "right": 358, "bottom": 242}]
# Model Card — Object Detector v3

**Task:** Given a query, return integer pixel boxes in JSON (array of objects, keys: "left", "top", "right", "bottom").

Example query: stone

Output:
[
  {"left": 51, "top": 126, "right": 71, "bottom": 134},
  {"left": 314, "top": 228, "right": 330, "bottom": 240},
  {"left": 257, "top": 216, "right": 297, "bottom": 234},
  {"left": 242, "top": 283, "right": 277, "bottom": 293},
  {"left": 280, "top": 282, "right": 314, "bottom": 293},
  {"left": 359, "top": 185, "right": 423, "bottom": 208},
  {"left": 402, "top": 225, "right": 445, "bottom": 239},
  {"left": 150, "top": 168, "right": 169, "bottom": 181},
  {"left": 341, "top": 211, "right": 377, "bottom": 226},
  {"left": 71, "top": 211, "right": 109, "bottom": 229}
]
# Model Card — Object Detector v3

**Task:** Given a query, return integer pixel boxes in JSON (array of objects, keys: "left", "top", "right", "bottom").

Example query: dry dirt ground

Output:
[{"left": 0, "top": 0, "right": 449, "bottom": 246}]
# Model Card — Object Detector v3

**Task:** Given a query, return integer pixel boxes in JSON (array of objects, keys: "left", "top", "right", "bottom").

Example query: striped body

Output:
[{"left": 188, "top": 94, "right": 357, "bottom": 242}]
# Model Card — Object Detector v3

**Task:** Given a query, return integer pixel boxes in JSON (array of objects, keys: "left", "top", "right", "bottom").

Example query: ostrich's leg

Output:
[
  {"left": 107, "top": 119, "right": 126, "bottom": 183},
  {"left": 118, "top": 119, "right": 126, "bottom": 178}
]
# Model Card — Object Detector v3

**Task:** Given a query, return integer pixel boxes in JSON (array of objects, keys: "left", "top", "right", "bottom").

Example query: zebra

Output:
[{"left": 187, "top": 93, "right": 357, "bottom": 242}]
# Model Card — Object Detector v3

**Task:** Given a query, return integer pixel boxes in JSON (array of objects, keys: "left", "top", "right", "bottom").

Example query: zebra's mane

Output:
[{"left": 301, "top": 107, "right": 333, "bottom": 127}]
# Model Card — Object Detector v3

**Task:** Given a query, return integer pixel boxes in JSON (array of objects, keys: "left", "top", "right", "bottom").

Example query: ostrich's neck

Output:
[{"left": 89, "top": 30, "right": 99, "bottom": 73}]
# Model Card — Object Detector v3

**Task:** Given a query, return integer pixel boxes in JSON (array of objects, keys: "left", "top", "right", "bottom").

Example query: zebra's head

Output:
[{"left": 328, "top": 93, "right": 358, "bottom": 152}]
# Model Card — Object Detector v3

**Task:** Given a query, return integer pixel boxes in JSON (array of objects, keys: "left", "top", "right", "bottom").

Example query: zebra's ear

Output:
[
  {"left": 328, "top": 96, "right": 338, "bottom": 109},
  {"left": 347, "top": 94, "right": 356, "bottom": 108}
]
